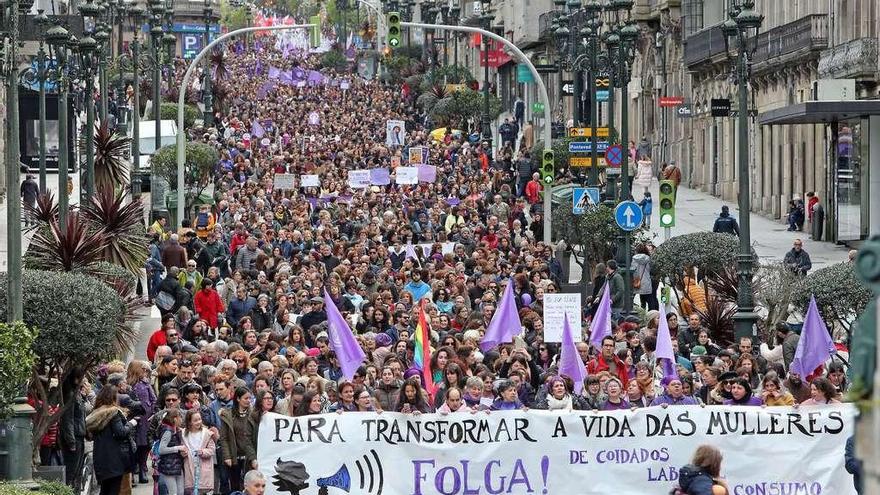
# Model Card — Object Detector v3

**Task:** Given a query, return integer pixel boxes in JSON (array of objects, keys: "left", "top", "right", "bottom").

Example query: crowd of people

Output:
[{"left": 37, "top": 23, "right": 860, "bottom": 495}]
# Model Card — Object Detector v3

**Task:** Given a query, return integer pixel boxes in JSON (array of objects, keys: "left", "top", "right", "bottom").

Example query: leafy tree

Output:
[
  {"left": 551, "top": 202, "right": 650, "bottom": 293},
  {"left": 320, "top": 49, "right": 349, "bottom": 72},
  {"left": 160, "top": 102, "right": 201, "bottom": 130},
  {"left": 220, "top": 3, "right": 250, "bottom": 31},
  {"left": 791, "top": 261, "right": 874, "bottom": 333},
  {"left": 0, "top": 322, "right": 38, "bottom": 419},
  {"left": 429, "top": 88, "right": 502, "bottom": 128},
  {"left": 0, "top": 270, "right": 124, "bottom": 455},
  {"left": 421, "top": 64, "right": 475, "bottom": 88},
  {"left": 152, "top": 141, "right": 220, "bottom": 217},
  {"left": 652, "top": 232, "right": 745, "bottom": 288}
]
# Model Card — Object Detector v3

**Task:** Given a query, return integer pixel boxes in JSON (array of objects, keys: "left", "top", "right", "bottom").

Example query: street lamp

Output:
[
  {"left": 722, "top": 0, "right": 762, "bottom": 341},
  {"left": 45, "top": 23, "right": 73, "bottom": 226},
  {"left": 149, "top": 0, "right": 165, "bottom": 174},
  {"left": 17, "top": 9, "right": 52, "bottom": 192},
  {"left": 479, "top": 0, "right": 493, "bottom": 149},
  {"left": 79, "top": 0, "right": 100, "bottom": 202},
  {"left": 117, "top": 1, "right": 148, "bottom": 198},
  {"left": 202, "top": 0, "right": 217, "bottom": 125}
]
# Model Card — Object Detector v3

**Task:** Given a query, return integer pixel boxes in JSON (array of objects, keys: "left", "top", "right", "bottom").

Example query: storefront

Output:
[{"left": 758, "top": 100, "right": 880, "bottom": 245}]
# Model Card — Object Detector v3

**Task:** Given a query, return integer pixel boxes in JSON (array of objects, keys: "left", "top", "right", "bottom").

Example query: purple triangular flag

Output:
[
  {"left": 655, "top": 304, "right": 678, "bottom": 380},
  {"left": 323, "top": 289, "right": 366, "bottom": 381},
  {"left": 559, "top": 314, "right": 588, "bottom": 394},
  {"left": 480, "top": 279, "right": 523, "bottom": 352},
  {"left": 790, "top": 295, "right": 835, "bottom": 378},
  {"left": 588, "top": 282, "right": 611, "bottom": 350},
  {"left": 251, "top": 120, "right": 265, "bottom": 138}
]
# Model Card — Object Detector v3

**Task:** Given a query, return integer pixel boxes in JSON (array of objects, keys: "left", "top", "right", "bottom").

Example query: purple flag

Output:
[
  {"left": 480, "top": 280, "right": 523, "bottom": 352},
  {"left": 255, "top": 59, "right": 264, "bottom": 76},
  {"left": 323, "top": 289, "right": 366, "bottom": 381},
  {"left": 559, "top": 314, "right": 588, "bottom": 394},
  {"left": 655, "top": 305, "right": 678, "bottom": 380},
  {"left": 404, "top": 243, "right": 420, "bottom": 263},
  {"left": 251, "top": 120, "right": 265, "bottom": 138},
  {"left": 268, "top": 66, "right": 281, "bottom": 80},
  {"left": 790, "top": 295, "right": 835, "bottom": 378},
  {"left": 588, "top": 282, "right": 611, "bottom": 350}
]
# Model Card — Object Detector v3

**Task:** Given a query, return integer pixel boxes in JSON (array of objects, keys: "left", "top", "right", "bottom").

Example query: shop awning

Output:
[{"left": 758, "top": 100, "right": 880, "bottom": 125}]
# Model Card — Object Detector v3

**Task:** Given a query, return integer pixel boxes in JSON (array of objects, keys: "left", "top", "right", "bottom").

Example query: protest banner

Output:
[
  {"left": 258, "top": 405, "right": 857, "bottom": 495},
  {"left": 273, "top": 174, "right": 297, "bottom": 190},
  {"left": 370, "top": 168, "right": 391, "bottom": 186},
  {"left": 386, "top": 119, "right": 406, "bottom": 146},
  {"left": 542, "top": 293, "right": 582, "bottom": 342},
  {"left": 418, "top": 165, "right": 437, "bottom": 183},
  {"left": 408, "top": 146, "right": 425, "bottom": 165},
  {"left": 396, "top": 166, "right": 419, "bottom": 185},
  {"left": 347, "top": 170, "right": 371, "bottom": 189},
  {"left": 300, "top": 174, "right": 320, "bottom": 188}
]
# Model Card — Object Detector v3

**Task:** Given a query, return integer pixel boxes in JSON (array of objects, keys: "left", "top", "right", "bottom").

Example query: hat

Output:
[
  {"left": 403, "top": 367, "right": 421, "bottom": 380},
  {"left": 719, "top": 371, "right": 738, "bottom": 382},
  {"left": 181, "top": 344, "right": 199, "bottom": 354},
  {"left": 690, "top": 345, "right": 707, "bottom": 357},
  {"left": 661, "top": 375, "right": 681, "bottom": 387},
  {"left": 310, "top": 296, "right": 324, "bottom": 304},
  {"left": 374, "top": 333, "right": 392, "bottom": 348}
]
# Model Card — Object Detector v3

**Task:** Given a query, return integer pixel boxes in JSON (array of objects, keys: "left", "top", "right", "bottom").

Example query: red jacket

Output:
[
  {"left": 230, "top": 233, "right": 248, "bottom": 256},
  {"left": 587, "top": 354, "right": 629, "bottom": 388},
  {"left": 525, "top": 180, "right": 542, "bottom": 204},
  {"left": 194, "top": 288, "right": 225, "bottom": 328},
  {"left": 146, "top": 329, "right": 168, "bottom": 362}
]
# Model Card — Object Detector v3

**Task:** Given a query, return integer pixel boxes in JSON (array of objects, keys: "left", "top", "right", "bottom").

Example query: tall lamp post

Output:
[
  {"left": 44, "top": 24, "right": 75, "bottom": 226},
  {"left": 118, "top": 2, "right": 148, "bottom": 198},
  {"left": 18, "top": 9, "right": 52, "bottom": 192},
  {"left": 479, "top": 0, "right": 492, "bottom": 149},
  {"left": 722, "top": 0, "right": 762, "bottom": 341},
  {"left": 79, "top": 0, "right": 100, "bottom": 202},
  {"left": 202, "top": 0, "right": 216, "bottom": 125}
]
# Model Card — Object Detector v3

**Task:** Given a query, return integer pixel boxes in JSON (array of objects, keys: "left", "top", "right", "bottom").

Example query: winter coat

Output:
[
  {"left": 182, "top": 428, "right": 216, "bottom": 492},
  {"left": 712, "top": 213, "right": 740, "bottom": 236},
  {"left": 606, "top": 271, "right": 625, "bottom": 309},
  {"left": 131, "top": 380, "right": 157, "bottom": 447},
  {"left": 157, "top": 426, "right": 185, "bottom": 476},
  {"left": 86, "top": 406, "right": 133, "bottom": 481},
  {"left": 677, "top": 465, "right": 715, "bottom": 495},
  {"left": 587, "top": 355, "right": 630, "bottom": 388},
  {"left": 373, "top": 380, "right": 403, "bottom": 412},
  {"left": 194, "top": 288, "right": 225, "bottom": 328},
  {"left": 679, "top": 276, "right": 707, "bottom": 316},
  {"left": 227, "top": 296, "right": 257, "bottom": 328},
  {"left": 219, "top": 408, "right": 257, "bottom": 465},
  {"left": 630, "top": 254, "right": 653, "bottom": 295}
]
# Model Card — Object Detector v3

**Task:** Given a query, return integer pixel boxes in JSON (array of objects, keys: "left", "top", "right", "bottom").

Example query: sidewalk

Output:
[
  {"left": 640, "top": 180, "right": 850, "bottom": 268},
  {"left": 567, "top": 182, "right": 851, "bottom": 283},
  {"left": 0, "top": 172, "right": 80, "bottom": 274}
]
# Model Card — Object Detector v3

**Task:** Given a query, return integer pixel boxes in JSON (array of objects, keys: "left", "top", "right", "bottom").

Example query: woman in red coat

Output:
[{"left": 193, "top": 279, "right": 225, "bottom": 329}]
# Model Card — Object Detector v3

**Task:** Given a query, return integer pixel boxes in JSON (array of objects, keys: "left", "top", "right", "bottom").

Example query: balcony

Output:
[
  {"left": 752, "top": 14, "right": 828, "bottom": 73},
  {"left": 818, "top": 37, "right": 880, "bottom": 81},
  {"left": 683, "top": 23, "right": 727, "bottom": 69},
  {"left": 538, "top": 11, "right": 555, "bottom": 41}
]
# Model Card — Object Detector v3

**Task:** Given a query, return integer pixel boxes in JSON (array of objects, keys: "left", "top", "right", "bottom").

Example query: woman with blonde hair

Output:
[{"left": 181, "top": 409, "right": 215, "bottom": 495}]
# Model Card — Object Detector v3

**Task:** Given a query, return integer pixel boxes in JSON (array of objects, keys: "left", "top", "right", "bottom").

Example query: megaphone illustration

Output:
[{"left": 317, "top": 464, "right": 351, "bottom": 493}]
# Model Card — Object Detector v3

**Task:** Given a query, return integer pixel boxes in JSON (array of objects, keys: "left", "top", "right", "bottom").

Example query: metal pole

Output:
[
  {"left": 58, "top": 71, "right": 70, "bottom": 225},
  {"left": 482, "top": 29, "right": 491, "bottom": 147},
  {"left": 733, "top": 35, "right": 757, "bottom": 341},
  {"left": 588, "top": 36, "right": 598, "bottom": 186},
  {"left": 203, "top": 14, "right": 213, "bottom": 125},
  {"left": 38, "top": 44, "right": 47, "bottom": 192},
  {"left": 85, "top": 63, "right": 96, "bottom": 200},
  {"left": 131, "top": 37, "right": 142, "bottom": 198},
  {"left": 620, "top": 54, "right": 633, "bottom": 315},
  {"left": 153, "top": 32, "right": 161, "bottom": 200},
  {"left": 100, "top": 49, "right": 108, "bottom": 121},
  {"left": 6, "top": 0, "right": 23, "bottom": 322},
  {"left": 175, "top": 24, "right": 317, "bottom": 229}
]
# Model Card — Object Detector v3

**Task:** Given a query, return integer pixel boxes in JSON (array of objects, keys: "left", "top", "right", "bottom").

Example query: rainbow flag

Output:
[{"left": 413, "top": 299, "right": 435, "bottom": 395}]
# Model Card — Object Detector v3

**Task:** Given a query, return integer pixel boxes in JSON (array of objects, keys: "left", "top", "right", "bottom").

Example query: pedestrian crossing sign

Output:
[{"left": 572, "top": 187, "right": 600, "bottom": 214}]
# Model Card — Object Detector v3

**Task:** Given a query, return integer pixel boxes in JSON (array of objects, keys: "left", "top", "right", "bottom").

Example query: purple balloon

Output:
[{"left": 521, "top": 294, "right": 533, "bottom": 306}]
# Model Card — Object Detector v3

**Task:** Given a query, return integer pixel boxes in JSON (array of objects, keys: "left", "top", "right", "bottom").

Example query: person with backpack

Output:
[
  {"left": 673, "top": 444, "right": 730, "bottom": 495},
  {"left": 155, "top": 408, "right": 188, "bottom": 495},
  {"left": 194, "top": 205, "right": 216, "bottom": 240}
]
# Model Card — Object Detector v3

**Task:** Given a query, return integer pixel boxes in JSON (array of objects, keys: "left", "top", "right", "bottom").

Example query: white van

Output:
[{"left": 134, "top": 119, "right": 177, "bottom": 192}]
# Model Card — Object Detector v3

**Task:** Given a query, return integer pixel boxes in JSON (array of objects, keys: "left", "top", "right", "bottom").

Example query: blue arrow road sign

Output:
[
  {"left": 569, "top": 141, "right": 610, "bottom": 153},
  {"left": 614, "top": 201, "right": 644, "bottom": 231},
  {"left": 596, "top": 90, "right": 610, "bottom": 101},
  {"left": 572, "top": 187, "right": 600, "bottom": 214}
]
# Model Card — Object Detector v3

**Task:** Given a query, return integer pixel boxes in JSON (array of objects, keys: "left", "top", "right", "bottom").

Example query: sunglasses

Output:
[{"left": 166, "top": 397, "right": 179, "bottom": 403}]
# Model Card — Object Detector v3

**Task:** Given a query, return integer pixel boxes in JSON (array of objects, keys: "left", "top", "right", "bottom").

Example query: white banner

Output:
[
  {"left": 301, "top": 174, "right": 320, "bottom": 188},
  {"left": 348, "top": 170, "right": 371, "bottom": 189},
  {"left": 258, "top": 405, "right": 857, "bottom": 495},
  {"left": 396, "top": 166, "right": 419, "bottom": 185},
  {"left": 543, "top": 293, "right": 583, "bottom": 342}
]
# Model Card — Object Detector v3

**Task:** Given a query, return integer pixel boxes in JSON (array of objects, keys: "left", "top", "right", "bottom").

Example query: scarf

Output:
[{"left": 546, "top": 394, "right": 573, "bottom": 411}]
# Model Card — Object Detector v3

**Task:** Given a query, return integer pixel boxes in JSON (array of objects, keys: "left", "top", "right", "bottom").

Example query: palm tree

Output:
[
  {"left": 92, "top": 120, "right": 132, "bottom": 192},
  {"left": 80, "top": 189, "right": 150, "bottom": 278}
]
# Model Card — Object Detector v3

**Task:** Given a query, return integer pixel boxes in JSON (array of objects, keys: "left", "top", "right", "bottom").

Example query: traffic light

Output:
[
  {"left": 659, "top": 179, "right": 676, "bottom": 227},
  {"left": 387, "top": 12, "right": 401, "bottom": 48},
  {"left": 309, "top": 15, "right": 321, "bottom": 48},
  {"left": 541, "top": 149, "right": 554, "bottom": 185}
]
